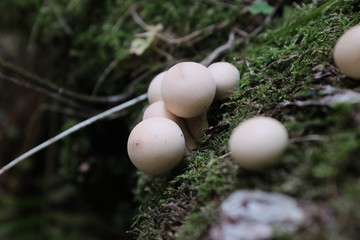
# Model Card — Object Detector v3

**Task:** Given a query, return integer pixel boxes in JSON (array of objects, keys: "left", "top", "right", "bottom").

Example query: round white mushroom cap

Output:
[
  {"left": 208, "top": 62, "right": 240, "bottom": 99},
  {"left": 229, "top": 116, "right": 289, "bottom": 169},
  {"left": 142, "top": 101, "right": 197, "bottom": 151},
  {"left": 147, "top": 71, "right": 166, "bottom": 103},
  {"left": 143, "top": 101, "right": 178, "bottom": 122},
  {"left": 127, "top": 117, "right": 185, "bottom": 175},
  {"left": 333, "top": 25, "right": 360, "bottom": 79},
  {"left": 162, "top": 62, "right": 216, "bottom": 118}
]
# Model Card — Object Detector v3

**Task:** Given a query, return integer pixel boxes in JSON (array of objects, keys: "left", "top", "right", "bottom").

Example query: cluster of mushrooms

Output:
[
  {"left": 127, "top": 24, "right": 360, "bottom": 175},
  {"left": 127, "top": 61, "right": 289, "bottom": 175}
]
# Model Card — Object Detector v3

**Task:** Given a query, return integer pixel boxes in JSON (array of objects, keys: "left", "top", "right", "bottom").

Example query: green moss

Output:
[
  {"left": 132, "top": 0, "right": 360, "bottom": 239},
  {"left": 175, "top": 203, "right": 217, "bottom": 240}
]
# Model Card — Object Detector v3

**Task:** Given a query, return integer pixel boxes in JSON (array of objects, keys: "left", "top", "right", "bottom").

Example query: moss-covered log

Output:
[
  {"left": 131, "top": 1, "right": 360, "bottom": 239},
  {"left": 1, "top": 0, "right": 359, "bottom": 240}
]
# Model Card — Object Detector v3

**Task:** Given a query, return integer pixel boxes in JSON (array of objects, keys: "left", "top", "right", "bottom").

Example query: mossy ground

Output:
[
  {"left": 1, "top": 0, "right": 359, "bottom": 239},
  {"left": 131, "top": 1, "right": 360, "bottom": 239}
]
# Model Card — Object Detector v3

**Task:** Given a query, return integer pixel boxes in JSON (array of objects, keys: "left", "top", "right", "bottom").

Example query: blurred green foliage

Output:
[
  {"left": 0, "top": 0, "right": 257, "bottom": 239},
  {"left": 1, "top": 0, "right": 359, "bottom": 239},
  {"left": 249, "top": 1, "right": 274, "bottom": 15}
]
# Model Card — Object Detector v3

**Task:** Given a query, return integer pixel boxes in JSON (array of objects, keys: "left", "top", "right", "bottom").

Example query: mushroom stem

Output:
[
  {"left": 185, "top": 113, "right": 209, "bottom": 140},
  {"left": 176, "top": 119, "right": 197, "bottom": 155}
]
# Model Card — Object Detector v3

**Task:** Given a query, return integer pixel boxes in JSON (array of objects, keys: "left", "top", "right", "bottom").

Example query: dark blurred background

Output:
[{"left": 0, "top": 0, "right": 279, "bottom": 239}]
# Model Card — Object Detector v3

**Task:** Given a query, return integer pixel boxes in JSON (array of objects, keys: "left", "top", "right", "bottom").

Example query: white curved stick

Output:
[{"left": 0, "top": 93, "right": 147, "bottom": 175}]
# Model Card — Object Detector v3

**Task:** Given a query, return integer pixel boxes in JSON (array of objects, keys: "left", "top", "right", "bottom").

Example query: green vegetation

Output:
[
  {"left": 0, "top": 0, "right": 359, "bottom": 240},
  {"left": 131, "top": 1, "right": 360, "bottom": 239}
]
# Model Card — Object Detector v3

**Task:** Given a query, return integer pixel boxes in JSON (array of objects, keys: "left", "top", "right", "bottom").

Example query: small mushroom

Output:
[
  {"left": 147, "top": 71, "right": 166, "bottom": 103},
  {"left": 333, "top": 25, "right": 360, "bottom": 79},
  {"left": 162, "top": 62, "right": 216, "bottom": 139},
  {"left": 208, "top": 62, "right": 240, "bottom": 99},
  {"left": 127, "top": 117, "right": 185, "bottom": 175},
  {"left": 142, "top": 101, "right": 197, "bottom": 153},
  {"left": 162, "top": 62, "right": 216, "bottom": 118},
  {"left": 229, "top": 116, "right": 289, "bottom": 170}
]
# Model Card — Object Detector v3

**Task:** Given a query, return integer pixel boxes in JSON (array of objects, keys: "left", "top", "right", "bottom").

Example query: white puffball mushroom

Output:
[
  {"left": 208, "top": 62, "right": 240, "bottom": 99},
  {"left": 162, "top": 62, "right": 216, "bottom": 139},
  {"left": 229, "top": 116, "right": 289, "bottom": 170},
  {"left": 127, "top": 117, "right": 185, "bottom": 175},
  {"left": 162, "top": 62, "right": 216, "bottom": 118},
  {"left": 333, "top": 25, "right": 360, "bottom": 79},
  {"left": 147, "top": 71, "right": 166, "bottom": 103},
  {"left": 142, "top": 101, "right": 197, "bottom": 153}
]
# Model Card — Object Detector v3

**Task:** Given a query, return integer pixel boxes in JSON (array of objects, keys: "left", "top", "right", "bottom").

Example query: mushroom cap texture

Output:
[
  {"left": 229, "top": 116, "right": 289, "bottom": 169},
  {"left": 142, "top": 101, "right": 178, "bottom": 123},
  {"left": 162, "top": 62, "right": 216, "bottom": 118},
  {"left": 143, "top": 101, "right": 198, "bottom": 151},
  {"left": 334, "top": 25, "right": 360, "bottom": 79},
  {"left": 127, "top": 118, "right": 185, "bottom": 175},
  {"left": 147, "top": 71, "right": 166, "bottom": 103},
  {"left": 208, "top": 62, "right": 240, "bottom": 99}
]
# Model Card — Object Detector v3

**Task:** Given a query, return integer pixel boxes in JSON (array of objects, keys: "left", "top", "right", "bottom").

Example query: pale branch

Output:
[
  {"left": 201, "top": 0, "right": 284, "bottom": 66},
  {"left": 0, "top": 58, "right": 138, "bottom": 104},
  {"left": 130, "top": 6, "right": 153, "bottom": 31},
  {"left": 131, "top": 6, "right": 229, "bottom": 45},
  {"left": 0, "top": 72, "right": 95, "bottom": 113},
  {"left": 152, "top": 45, "right": 175, "bottom": 61},
  {"left": 200, "top": 31, "right": 236, "bottom": 67},
  {"left": 156, "top": 21, "right": 229, "bottom": 45},
  {"left": 0, "top": 93, "right": 148, "bottom": 175}
]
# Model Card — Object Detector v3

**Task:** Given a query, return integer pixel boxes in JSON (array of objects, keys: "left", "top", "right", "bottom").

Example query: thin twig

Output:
[
  {"left": 0, "top": 72, "right": 95, "bottom": 113},
  {"left": 233, "top": 28, "right": 250, "bottom": 38},
  {"left": 200, "top": 31, "right": 236, "bottom": 66},
  {"left": 21, "top": 104, "right": 92, "bottom": 154},
  {"left": 290, "top": 134, "right": 327, "bottom": 143},
  {"left": 0, "top": 93, "right": 148, "bottom": 175},
  {"left": 156, "top": 21, "right": 229, "bottom": 45},
  {"left": 0, "top": 58, "right": 143, "bottom": 104},
  {"left": 218, "top": 152, "right": 231, "bottom": 159},
  {"left": 27, "top": 0, "right": 47, "bottom": 55},
  {"left": 111, "top": 6, "right": 132, "bottom": 33},
  {"left": 248, "top": 0, "right": 285, "bottom": 38},
  {"left": 131, "top": 7, "right": 229, "bottom": 45},
  {"left": 152, "top": 45, "right": 175, "bottom": 61},
  {"left": 245, "top": 60, "right": 255, "bottom": 75},
  {"left": 48, "top": 0, "right": 73, "bottom": 35},
  {"left": 200, "top": 0, "right": 284, "bottom": 66},
  {"left": 92, "top": 58, "right": 119, "bottom": 95},
  {"left": 130, "top": 6, "right": 153, "bottom": 30}
]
